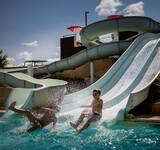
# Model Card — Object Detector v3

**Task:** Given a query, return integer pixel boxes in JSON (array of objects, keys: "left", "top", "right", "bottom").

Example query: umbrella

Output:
[{"left": 67, "top": 26, "right": 83, "bottom": 33}]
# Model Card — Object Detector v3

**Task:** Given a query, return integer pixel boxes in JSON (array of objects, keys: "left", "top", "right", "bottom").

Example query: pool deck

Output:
[{"left": 125, "top": 115, "right": 160, "bottom": 123}]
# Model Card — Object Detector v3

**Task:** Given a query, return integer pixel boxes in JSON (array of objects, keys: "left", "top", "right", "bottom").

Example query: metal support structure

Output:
[
  {"left": 90, "top": 61, "right": 94, "bottom": 83},
  {"left": 85, "top": 11, "right": 89, "bottom": 26},
  {"left": 85, "top": 11, "right": 94, "bottom": 83},
  {"left": 27, "top": 64, "right": 33, "bottom": 77}
]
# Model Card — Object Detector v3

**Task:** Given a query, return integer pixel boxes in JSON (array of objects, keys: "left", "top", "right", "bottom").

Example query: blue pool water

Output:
[{"left": 0, "top": 115, "right": 160, "bottom": 150}]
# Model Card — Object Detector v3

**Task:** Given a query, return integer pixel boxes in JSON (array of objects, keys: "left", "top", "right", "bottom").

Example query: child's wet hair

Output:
[{"left": 93, "top": 89, "right": 101, "bottom": 95}]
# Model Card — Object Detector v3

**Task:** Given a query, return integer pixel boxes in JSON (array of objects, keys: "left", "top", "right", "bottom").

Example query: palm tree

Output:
[{"left": 0, "top": 50, "right": 8, "bottom": 68}]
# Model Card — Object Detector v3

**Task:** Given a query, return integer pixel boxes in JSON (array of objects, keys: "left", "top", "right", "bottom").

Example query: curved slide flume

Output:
[
  {"left": 0, "top": 41, "right": 131, "bottom": 75},
  {"left": 0, "top": 72, "right": 67, "bottom": 115},
  {"left": 80, "top": 16, "right": 160, "bottom": 47},
  {"left": 33, "top": 41, "right": 131, "bottom": 75},
  {"left": 33, "top": 16, "right": 160, "bottom": 76}
]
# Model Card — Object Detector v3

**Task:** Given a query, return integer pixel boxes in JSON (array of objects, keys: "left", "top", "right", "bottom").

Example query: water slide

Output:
[
  {"left": 1, "top": 17, "right": 160, "bottom": 76},
  {"left": 28, "top": 17, "right": 160, "bottom": 75},
  {"left": 0, "top": 16, "right": 160, "bottom": 123},
  {"left": 0, "top": 72, "right": 67, "bottom": 112},
  {"left": 59, "top": 33, "right": 160, "bottom": 125},
  {"left": 57, "top": 16, "right": 160, "bottom": 123}
]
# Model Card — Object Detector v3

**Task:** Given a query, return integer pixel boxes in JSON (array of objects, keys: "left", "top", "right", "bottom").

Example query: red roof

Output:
[
  {"left": 107, "top": 15, "right": 123, "bottom": 20},
  {"left": 67, "top": 26, "right": 83, "bottom": 33}
]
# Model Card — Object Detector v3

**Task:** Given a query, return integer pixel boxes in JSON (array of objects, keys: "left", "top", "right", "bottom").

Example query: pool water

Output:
[{"left": 0, "top": 115, "right": 160, "bottom": 150}]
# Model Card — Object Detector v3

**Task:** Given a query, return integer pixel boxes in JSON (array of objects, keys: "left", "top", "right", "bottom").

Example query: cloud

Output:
[
  {"left": 95, "top": 0, "right": 145, "bottom": 17},
  {"left": 6, "top": 57, "right": 16, "bottom": 67},
  {"left": 122, "top": 1, "right": 144, "bottom": 16},
  {"left": 17, "top": 51, "right": 33, "bottom": 61},
  {"left": 21, "top": 40, "right": 38, "bottom": 47},
  {"left": 95, "top": 0, "right": 122, "bottom": 16}
]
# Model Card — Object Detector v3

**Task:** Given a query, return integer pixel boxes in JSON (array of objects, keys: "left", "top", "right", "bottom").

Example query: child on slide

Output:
[
  {"left": 70, "top": 89, "right": 103, "bottom": 133},
  {"left": 8, "top": 101, "right": 58, "bottom": 132}
]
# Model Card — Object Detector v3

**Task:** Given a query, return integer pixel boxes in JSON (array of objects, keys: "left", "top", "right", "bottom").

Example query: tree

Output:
[{"left": 0, "top": 50, "right": 8, "bottom": 68}]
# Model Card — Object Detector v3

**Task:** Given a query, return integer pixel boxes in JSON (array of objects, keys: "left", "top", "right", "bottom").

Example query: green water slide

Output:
[
  {"left": 0, "top": 72, "right": 67, "bottom": 112},
  {"left": 32, "top": 16, "right": 160, "bottom": 75},
  {"left": 1, "top": 16, "right": 160, "bottom": 76},
  {"left": 80, "top": 16, "right": 160, "bottom": 46}
]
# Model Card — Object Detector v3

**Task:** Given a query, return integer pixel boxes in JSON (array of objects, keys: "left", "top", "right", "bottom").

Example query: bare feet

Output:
[
  {"left": 8, "top": 101, "right": 16, "bottom": 110},
  {"left": 70, "top": 122, "right": 82, "bottom": 134},
  {"left": 76, "top": 128, "right": 82, "bottom": 133},
  {"left": 52, "top": 127, "right": 59, "bottom": 132},
  {"left": 70, "top": 122, "right": 77, "bottom": 129}
]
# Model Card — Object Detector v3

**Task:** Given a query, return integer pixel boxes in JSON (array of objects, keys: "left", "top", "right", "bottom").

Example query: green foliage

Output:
[{"left": 0, "top": 49, "right": 8, "bottom": 68}]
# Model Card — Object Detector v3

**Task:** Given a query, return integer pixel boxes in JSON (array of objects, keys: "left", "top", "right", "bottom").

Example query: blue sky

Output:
[{"left": 0, "top": 0, "right": 160, "bottom": 66}]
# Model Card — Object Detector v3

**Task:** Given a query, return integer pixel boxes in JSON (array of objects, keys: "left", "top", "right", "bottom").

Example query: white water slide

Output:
[{"left": 59, "top": 33, "right": 160, "bottom": 124}]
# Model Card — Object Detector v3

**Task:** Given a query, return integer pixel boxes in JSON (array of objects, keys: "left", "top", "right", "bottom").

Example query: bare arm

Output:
[
  {"left": 40, "top": 107, "right": 55, "bottom": 112},
  {"left": 52, "top": 117, "right": 57, "bottom": 128},
  {"left": 81, "top": 100, "right": 93, "bottom": 108},
  {"left": 100, "top": 99, "right": 103, "bottom": 109},
  {"left": 80, "top": 104, "right": 92, "bottom": 108},
  {"left": 52, "top": 116, "right": 58, "bottom": 132},
  {"left": 98, "top": 99, "right": 103, "bottom": 113}
]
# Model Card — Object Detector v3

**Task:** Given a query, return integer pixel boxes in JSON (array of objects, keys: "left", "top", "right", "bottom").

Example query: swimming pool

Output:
[{"left": 0, "top": 115, "right": 160, "bottom": 150}]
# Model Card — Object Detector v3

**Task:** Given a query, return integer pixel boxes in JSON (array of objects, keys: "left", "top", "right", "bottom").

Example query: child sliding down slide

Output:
[
  {"left": 8, "top": 101, "right": 57, "bottom": 132},
  {"left": 70, "top": 89, "right": 103, "bottom": 133}
]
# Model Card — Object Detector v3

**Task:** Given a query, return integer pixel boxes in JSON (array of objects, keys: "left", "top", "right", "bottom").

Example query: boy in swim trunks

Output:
[
  {"left": 70, "top": 89, "right": 103, "bottom": 133},
  {"left": 8, "top": 101, "right": 57, "bottom": 132}
]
